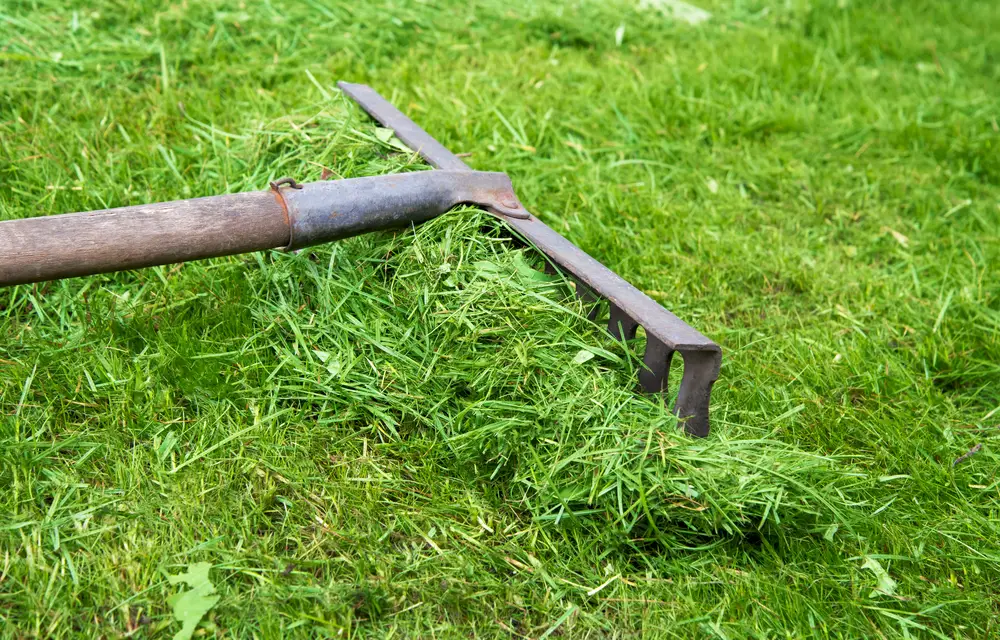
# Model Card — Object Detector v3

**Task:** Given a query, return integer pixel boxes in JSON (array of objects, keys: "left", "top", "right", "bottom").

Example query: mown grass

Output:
[{"left": 1, "top": 0, "right": 999, "bottom": 637}]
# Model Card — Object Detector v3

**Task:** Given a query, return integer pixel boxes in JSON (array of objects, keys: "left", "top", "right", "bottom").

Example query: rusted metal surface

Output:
[
  {"left": 339, "top": 82, "right": 721, "bottom": 436},
  {"left": 0, "top": 171, "right": 523, "bottom": 287}
]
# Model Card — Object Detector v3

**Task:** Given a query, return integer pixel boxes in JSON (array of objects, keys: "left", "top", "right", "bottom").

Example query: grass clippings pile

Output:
[{"left": 2, "top": 100, "right": 857, "bottom": 634}]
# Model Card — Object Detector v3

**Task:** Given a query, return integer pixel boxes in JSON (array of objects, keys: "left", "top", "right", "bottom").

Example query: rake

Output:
[{"left": 0, "top": 83, "right": 720, "bottom": 436}]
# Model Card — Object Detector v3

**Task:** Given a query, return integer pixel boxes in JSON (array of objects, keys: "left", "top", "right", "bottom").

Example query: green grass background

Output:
[{"left": 1, "top": 0, "right": 999, "bottom": 637}]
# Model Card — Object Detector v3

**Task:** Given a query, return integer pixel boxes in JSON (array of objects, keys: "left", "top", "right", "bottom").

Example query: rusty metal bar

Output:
[
  {"left": 339, "top": 82, "right": 721, "bottom": 436},
  {"left": 0, "top": 170, "right": 521, "bottom": 286}
]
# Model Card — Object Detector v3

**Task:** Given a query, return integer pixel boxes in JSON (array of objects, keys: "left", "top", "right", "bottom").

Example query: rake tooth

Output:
[
  {"left": 673, "top": 350, "right": 721, "bottom": 438},
  {"left": 639, "top": 336, "right": 674, "bottom": 395},
  {"left": 607, "top": 303, "right": 639, "bottom": 341},
  {"left": 575, "top": 282, "right": 601, "bottom": 321}
]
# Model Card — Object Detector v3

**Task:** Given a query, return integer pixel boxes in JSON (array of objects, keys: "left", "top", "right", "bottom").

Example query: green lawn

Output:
[{"left": 2, "top": 0, "right": 999, "bottom": 637}]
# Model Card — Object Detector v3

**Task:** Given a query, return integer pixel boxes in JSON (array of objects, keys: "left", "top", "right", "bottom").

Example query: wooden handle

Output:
[{"left": 0, "top": 191, "right": 290, "bottom": 286}]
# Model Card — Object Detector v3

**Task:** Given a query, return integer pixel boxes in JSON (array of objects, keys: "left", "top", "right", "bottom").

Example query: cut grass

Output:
[{"left": 2, "top": 0, "right": 999, "bottom": 637}]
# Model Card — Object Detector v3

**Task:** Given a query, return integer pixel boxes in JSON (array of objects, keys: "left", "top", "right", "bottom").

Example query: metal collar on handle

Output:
[{"left": 273, "top": 170, "right": 528, "bottom": 251}]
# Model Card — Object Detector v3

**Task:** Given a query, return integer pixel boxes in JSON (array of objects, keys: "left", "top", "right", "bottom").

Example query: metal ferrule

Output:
[{"left": 280, "top": 170, "right": 527, "bottom": 251}]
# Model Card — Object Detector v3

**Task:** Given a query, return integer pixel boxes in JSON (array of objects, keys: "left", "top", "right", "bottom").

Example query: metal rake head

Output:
[{"left": 338, "top": 83, "right": 721, "bottom": 437}]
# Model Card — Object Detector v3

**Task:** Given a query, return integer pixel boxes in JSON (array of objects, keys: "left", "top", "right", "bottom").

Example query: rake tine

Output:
[{"left": 608, "top": 303, "right": 639, "bottom": 341}]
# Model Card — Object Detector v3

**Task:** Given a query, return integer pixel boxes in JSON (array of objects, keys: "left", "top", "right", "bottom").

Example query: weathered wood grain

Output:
[{"left": 0, "top": 191, "right": 290, "bottom": 286}]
